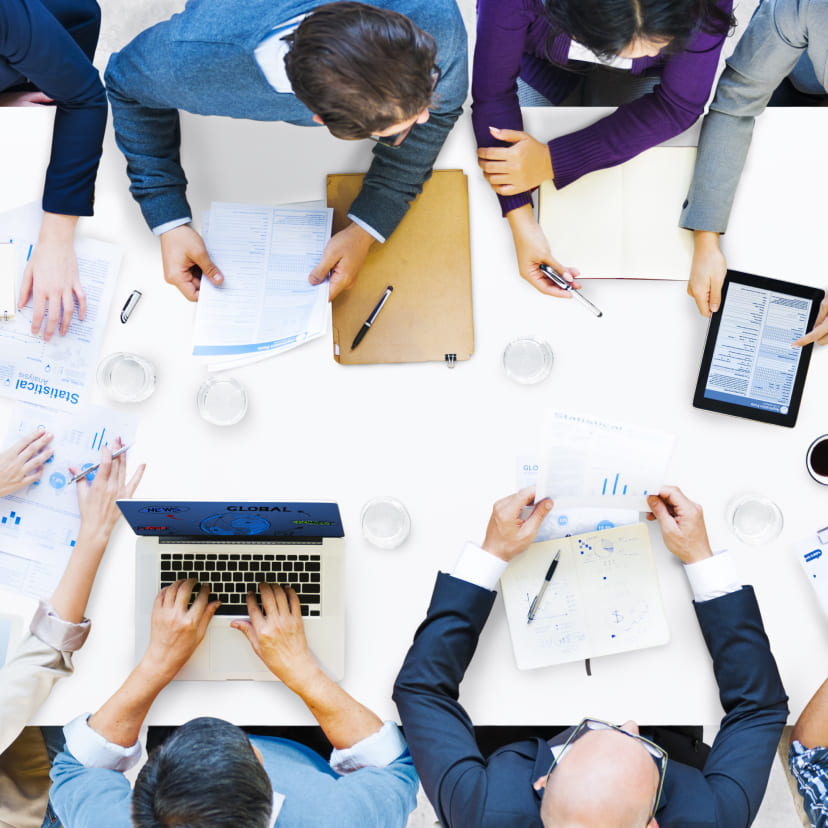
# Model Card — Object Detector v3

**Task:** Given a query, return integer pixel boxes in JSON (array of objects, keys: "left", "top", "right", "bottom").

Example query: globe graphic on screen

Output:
[{"left": 199, "top": 514, "right": 271, "bottom": 536}]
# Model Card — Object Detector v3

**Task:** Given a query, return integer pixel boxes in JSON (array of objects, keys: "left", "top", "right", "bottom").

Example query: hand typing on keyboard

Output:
[{"left": 231, "top": 583, "right": 317, "bottom": 687}]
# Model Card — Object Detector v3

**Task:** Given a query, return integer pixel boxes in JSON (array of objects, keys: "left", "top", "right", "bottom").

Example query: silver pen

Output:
[
  {"left": 70, "top": 444, "right": 132, "bottom": 484},
  {"left": 539, "top": 263, "right": 603, "bottom": 318},
  {"left": 527, "top": 550, "right": 561, "bottom": 623}
]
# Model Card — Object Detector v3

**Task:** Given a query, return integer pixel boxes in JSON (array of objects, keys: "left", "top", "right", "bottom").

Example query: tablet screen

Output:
[
  {"left": 703, "top": 282, "right": 811, "bottom": 415},
  {"left": 694, "top": 271, "right": 824, "bottom": 427}
]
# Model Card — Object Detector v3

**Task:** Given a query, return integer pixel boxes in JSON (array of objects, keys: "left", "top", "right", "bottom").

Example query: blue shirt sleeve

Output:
[
  {"left": 0, "top": 0, "right": 107, "bottom": 216},
  {"left": 50, "top": 747, "right": 135, "bottom": 827}
]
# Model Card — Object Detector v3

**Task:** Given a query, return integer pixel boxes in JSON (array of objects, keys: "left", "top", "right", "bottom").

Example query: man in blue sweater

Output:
[
  {"left": 105, "top": 0, "right": 467, "bottom": 301},
  {"left": 50, "top": 580, "right": 418, "bottom": 827}
]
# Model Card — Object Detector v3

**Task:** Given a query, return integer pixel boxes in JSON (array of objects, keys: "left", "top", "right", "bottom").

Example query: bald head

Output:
[{"left": 540, "top": 727, "right": 659, "bottom": 828}]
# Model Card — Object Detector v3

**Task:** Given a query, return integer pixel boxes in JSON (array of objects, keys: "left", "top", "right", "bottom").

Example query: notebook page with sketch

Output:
[{"left": 500, "top": 524, "right": 670, "bottom": 669}]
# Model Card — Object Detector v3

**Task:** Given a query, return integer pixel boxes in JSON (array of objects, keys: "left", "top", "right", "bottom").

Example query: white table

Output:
[{"left": 1, "top": 105, "right": 826, "bottom": 729}]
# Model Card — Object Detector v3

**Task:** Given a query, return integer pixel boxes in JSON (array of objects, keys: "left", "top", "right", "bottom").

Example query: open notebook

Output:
[
  {"left": 538, "top": 147, "right": 696, "bottom": 279},
  {"left": 500, "top": 523, "right": 669, "bottom": 669}
]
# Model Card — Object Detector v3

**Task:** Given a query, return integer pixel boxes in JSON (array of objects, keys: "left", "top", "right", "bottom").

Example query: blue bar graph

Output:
[
  {"left": 91, "top": 428, "right": 106, "bottom": 451},
  {"left": 612, "top": 474, "right": 619, "bottom": 495},
  {"left": 1, "top": 510, "right": 21, "bottom": 526}
]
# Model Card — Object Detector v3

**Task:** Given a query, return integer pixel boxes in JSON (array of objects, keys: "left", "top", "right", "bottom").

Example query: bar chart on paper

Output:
[
  {"left": 0, "top": 402, "right": 139, "bottom": 599},
  {"left": 536, "top": 412, "right": 676, "bottom": 511}
]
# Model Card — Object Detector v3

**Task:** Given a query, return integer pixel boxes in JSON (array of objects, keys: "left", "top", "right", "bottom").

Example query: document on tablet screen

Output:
[{"left": 704, "top": 283, "right": 812, "bottom": 415}]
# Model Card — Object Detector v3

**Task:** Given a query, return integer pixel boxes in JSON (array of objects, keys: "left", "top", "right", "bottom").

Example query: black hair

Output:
[
  {"left": 284, "top": 1, "right": 437, "bottom": 140},
  {"left": 544, "top": 0, "right": 735, "bottom": 59},
  {"left": 132, "top": 717, "right": 273, "bottom": 828}
]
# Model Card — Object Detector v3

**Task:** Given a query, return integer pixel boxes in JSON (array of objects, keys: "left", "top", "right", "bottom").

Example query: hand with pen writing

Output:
[
  {"left": 0, "top": 428, "right": 55, "bottom": 496},
  {"left": 482, "top": 487, "right": 554, "bottom": 563},
  {"left": 69, "top": 438, "right": 145, "bottom": 546}
]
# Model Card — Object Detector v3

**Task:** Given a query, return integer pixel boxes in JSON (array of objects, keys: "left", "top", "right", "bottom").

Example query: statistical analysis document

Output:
[
  {"left": 0, "top": 202, "right": 121, "bottom": 410},
  {"left": 703, "top": 282, "right": 811, "bottom": 415},
  {"left": 536, "top": 411, "right": 675, "bottom": 512},
  {"left": 194, "top": 202, "right": 332, "bottom": 368},
  {"left": 0, "top": 402, "right": 139, "bottom": 600}
]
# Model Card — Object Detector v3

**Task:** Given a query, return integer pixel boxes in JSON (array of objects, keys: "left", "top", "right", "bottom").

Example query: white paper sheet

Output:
[
  {"left": 0, "top": 402, "right": 139, "bottom": 600},
  {"left": 193, "top": 202, "right": 332, "bottom": 369},
  {"left": 517, "top": 454, "right": 639, "bottom": 541},
  {"left": 0, "top": 202, "right": 121, "bottom": 410},
  {"left": 535, "top": 411, "right": 675, "bottom": 512}
]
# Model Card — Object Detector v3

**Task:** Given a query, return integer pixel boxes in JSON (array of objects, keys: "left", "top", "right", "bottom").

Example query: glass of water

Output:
[{"left": 97, "top": 352, "right": 156, "bottom": 402}]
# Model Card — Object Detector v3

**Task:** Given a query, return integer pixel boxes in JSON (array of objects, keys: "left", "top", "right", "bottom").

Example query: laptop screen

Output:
[{"left": 117, "top": 501, "right": 344, "bottom": 539}]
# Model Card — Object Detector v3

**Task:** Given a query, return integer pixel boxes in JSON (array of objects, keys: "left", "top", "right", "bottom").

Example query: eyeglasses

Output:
[
  {"left": 544, "top": 718, "right": 668, "bottom": 825},
  {"left": 368, "top": 66, "right": 441, "bottom": 148}
]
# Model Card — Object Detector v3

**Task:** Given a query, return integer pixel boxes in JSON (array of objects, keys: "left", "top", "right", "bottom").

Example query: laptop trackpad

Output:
[{"left": 210, "top": 627, "right": 271, "bottom": 674}]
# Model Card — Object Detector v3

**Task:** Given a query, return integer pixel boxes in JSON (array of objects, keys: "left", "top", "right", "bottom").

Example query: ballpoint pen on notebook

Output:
[
  {"left": 539, "top": 263, "right": 603, "bottom": 318},
  {"left": 527, "top": 549, "right": 561, "bottom": 623},
  {"left": 69, "top": 444, "right": 132, "bottom": 484}
]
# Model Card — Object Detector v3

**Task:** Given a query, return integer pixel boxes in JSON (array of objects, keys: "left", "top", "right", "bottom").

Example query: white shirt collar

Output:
[
  {"left": 269, "top": 791, "right": 286, "bottom": 826},
  {"left": 254, "top": 14, "right": 309, "bottom": 94}
]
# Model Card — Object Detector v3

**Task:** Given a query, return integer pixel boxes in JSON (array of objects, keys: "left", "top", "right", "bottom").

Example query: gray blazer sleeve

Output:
[{"left": 680, "top": 0, "right": 812, "bottom": 233}]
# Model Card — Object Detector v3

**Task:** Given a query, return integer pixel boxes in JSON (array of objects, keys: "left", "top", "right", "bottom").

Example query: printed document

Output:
[
  {"left": 536, "top": 411, "right": 675, "bottom": 512},
  {"left": 501, "top": 524, "right": 670, "bottom": 669},
  {"left": 194, "top": 202, "right": 332, "bottom": 370},
  {"left": 0, "top": 202, "right": 121, "bottom": 410},
  {"left": 0, "top": 402, "right": 139, "bottom": 600}
]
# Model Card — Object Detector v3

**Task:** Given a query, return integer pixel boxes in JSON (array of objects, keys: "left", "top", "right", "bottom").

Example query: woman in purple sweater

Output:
[{"left": 473, "top": 0, "right": 733, "bottom": 297}]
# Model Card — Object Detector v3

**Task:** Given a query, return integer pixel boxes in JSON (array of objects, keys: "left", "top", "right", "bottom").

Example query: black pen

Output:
[
  {"left": 351, "top": 286, "right": 393, "bottom": 350},
  {"left": 538, "top": 263, "right": 603, "bottom": 318},
  {"left": 527, "top": 550, "right": 561, "bottom": 623}
]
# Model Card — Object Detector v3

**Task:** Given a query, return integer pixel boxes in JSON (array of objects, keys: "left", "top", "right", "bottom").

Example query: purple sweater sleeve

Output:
[
  {"left": 549, "top": 2, "right": 733, "bottom": 188},
  {"left": 472, "top": 0, "right": 732, "bottom": 212}
]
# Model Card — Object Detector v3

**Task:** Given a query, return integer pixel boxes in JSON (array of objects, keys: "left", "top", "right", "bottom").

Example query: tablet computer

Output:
[{"left": 693, "top": 270, "right": 824, "bottom": 427}]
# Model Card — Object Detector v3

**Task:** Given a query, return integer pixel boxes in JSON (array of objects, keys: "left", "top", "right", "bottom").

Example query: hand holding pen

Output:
[{"left": 539, "top": 263, "right": 603, "bottom": 317}]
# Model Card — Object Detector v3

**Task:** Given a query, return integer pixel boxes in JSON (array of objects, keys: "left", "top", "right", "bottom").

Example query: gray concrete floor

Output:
[{"left": 95, "top": 0, "right": 803, "bottom": 824}]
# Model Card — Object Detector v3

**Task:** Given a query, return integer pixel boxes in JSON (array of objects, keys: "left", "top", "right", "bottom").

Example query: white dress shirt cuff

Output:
[
  {"left": 683, "top": 551, "right": 742, "bottom": 602},
  {"left": 346, "top": 213, "right": 386, "bottom": 244},
  {"left": 329, "top": 721, "right": 407, "bottom": 774},
  {"left": 63, "top": 713, "right": 142, "bottom": 771},
  {"left": 30, "top": 601, "right": 90, "bottom": 652},
  {"left": 451, "top": 541, "right": 509, "bottom": 592},
  {"left": 153, "top": 217, "right": 192, "bottom": 236}
]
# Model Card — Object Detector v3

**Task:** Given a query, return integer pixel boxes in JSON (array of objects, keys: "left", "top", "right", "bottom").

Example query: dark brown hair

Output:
[{"left": 284, "top": 2, "right": 438, "bottom": 139}]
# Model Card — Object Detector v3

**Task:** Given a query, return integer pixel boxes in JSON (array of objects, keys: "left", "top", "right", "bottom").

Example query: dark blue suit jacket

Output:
[
  {"left": 393, "top": 573, "right": 788, "bottom": 828},
  {"left": 0, "top": 0, "right": 106, "bottom": 216}
]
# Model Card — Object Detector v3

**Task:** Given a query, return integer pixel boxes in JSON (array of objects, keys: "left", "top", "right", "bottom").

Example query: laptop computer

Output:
[{"left": 118, "top": 500, "right": 345, "bottom": 681}]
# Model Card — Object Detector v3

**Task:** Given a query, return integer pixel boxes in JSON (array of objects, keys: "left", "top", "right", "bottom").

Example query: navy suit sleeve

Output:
[
  {"left": 0, "top": 0, "right": 106, "bottom": 216},
  {"left": 659, "top": 587, "right": 789, "bottom": 828},
  {"left": 393, "top": 572, "right": 497, "bottom": 828}
]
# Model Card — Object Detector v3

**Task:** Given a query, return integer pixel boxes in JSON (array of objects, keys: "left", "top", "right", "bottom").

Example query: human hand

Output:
[
  {"left": 308, "top": 223, "right": 375, "bottom": 301},
  {"left": 794, "top": 296, "right": 828, "bottom": 347},
  {"left": 477, "top": 127, "right": 554, "bottom": 196},
  {"left": 646, "top": 486, "right": 713, "bottom": 564},
  {"left": 482, "top": 487, "right": 554, "bottom": 563},
  {"left": 159, "top": 224, "right": 224, "bottom": 301},
  {"left": 141, "top": 580, "right": 220, "bottom": 682},
  {"left": 18, "top": 213, "right": 84, "bottom": 339},
  {"left": 69, "top": 438, "right": 145, "bottom": 545},
  {"left": 0, "top": 429, "right": 54, "bottom": 496},
  {"left": 687, "top": 230, "right": 726, "bottom": 316},
  {"left": 0, "top": 91, "right": 53, "bottom": 107},
  {"left": 231, "top": 584, "right": 319, "bottom": 688},
  {"left": 507, "top": 205, "right": 581, "bottom": 297}
]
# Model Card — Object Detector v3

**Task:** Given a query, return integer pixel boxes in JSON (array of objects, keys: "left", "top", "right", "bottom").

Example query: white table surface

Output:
[{"left": 1, "top": 104, "right": 826, "bottom": 728}]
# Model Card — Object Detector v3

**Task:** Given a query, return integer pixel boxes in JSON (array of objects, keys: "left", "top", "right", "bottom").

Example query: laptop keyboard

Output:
[{"left": 160, "top": 552, "right": 322, "bottom": 617}]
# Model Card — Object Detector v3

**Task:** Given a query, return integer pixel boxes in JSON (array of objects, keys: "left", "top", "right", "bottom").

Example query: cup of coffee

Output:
[{"left": 806, "top": 434, "right": 828, "bottom": 485}]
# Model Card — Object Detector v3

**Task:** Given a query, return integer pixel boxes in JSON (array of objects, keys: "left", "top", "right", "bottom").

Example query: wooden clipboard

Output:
[{"left": 328, "top": 169, "right": 473, "bottom": 366}]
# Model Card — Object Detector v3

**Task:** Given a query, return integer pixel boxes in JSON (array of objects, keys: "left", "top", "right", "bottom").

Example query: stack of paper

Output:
[
  {"left": 0, "top": 402, "right": 139, "bottom": 600},
  {"left": 0, "top": 202, "right": 121, "bottom": 409},
  {"left": 194, "top": 201, "right": 333, "bottom": 371}
]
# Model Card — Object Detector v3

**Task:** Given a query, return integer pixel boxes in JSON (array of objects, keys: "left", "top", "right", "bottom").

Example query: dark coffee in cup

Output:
[{"left": 806, "top": 435, "right": 828, "bottom": 484}]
